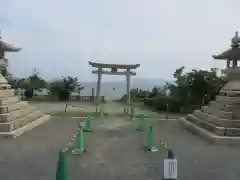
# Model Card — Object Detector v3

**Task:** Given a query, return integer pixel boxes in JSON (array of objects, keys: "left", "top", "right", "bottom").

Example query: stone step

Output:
[
  {"left": 0, "top": 115, "right": 51, "bottom": 138},
  {"left": 220, "top": 90, "right": 240, "bottom": 97},
  {"left": 208, "top": 102, "right": 226, "bottom": 110},
  {"left": 194, "top": 110, "right": 240, "bottom": 128},
  {"left": 0, "top": 89, "right": 15, "bottom": 98},
  {"left": 216, "top": 95, "right": 240, "bottom": 104},
  {"left": 209, "top": 101, "right": 234, "bottom": 111},
  {"left": 0, "top": 106, "right": 35, "bottom": 122},
  {"left": 201, "top": 106, "right": 234, "bottom": 119},
  {"left": 224, "top": 127, "right": 240, "bottom": 136},
  {"left": 187, "top": 114, "right": 224, "bottom": 136},
  {"left": 0, "top": 96, "right": 20, "bottom": 106},
  {"left": 0, "top": 101, "right": 28, "bottom": 113},
  {"left": 194, "top": 110, "right": 228, "bottom": 127},
  {"left": 208, "top": 102, "right": 240, "bottom": 118},
  {"left": 0, "top": 111, "right": 43, "bottom": 132},
  {"left": 189, "top": 111, "right": 240, "bottom": 136},
  {"left": 193, "top": 110, "right": 220, "bottom": 124},
  {"left": 180, "top": 117, "right": 240, "bottom": 146}
]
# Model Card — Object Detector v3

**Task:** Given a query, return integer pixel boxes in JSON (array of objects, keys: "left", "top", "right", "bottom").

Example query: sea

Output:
[
  {"left": 80, "top": 78, "right": 168, "bottom": 100},
  {"left": 35, "top": 78, "right": 168, "bottom": 100}
]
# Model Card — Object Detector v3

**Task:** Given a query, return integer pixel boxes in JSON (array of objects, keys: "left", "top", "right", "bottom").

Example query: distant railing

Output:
[
  {"left": 69, "top": 95, "right": 105, "bottom": 101},
  {"left": 18, "top": 94, "right": 105, "bottom": 102},
  {"left": 13, "top": 88, "right": 106, "bottom": 101}
]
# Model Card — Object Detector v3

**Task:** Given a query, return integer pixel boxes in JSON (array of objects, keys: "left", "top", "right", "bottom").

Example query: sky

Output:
[{"left": 0, "top": 0, "right": 240, "bottom": 82}]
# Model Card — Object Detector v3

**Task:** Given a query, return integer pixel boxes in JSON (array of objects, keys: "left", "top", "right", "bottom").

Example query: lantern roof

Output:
[
  {"left": 213, "top": 31, "right": 240, "bottom": 60},
  {"left": 0, "top": 33, "right": 21, "bottom": 52}
]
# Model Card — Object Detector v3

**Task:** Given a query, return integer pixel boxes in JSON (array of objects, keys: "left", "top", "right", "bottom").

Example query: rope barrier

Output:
[
  {"left": 62, "top": 118, "right": 87, "bottom": 152},
  {"left": 67, "top": 104, "right": 95, "bottom": 109},
  {"left": 63, "top": 127, "right": 81, "bottom": 152},
  {"left": 159, "top": 140, "right": 168, "bottom": 151},
  {"left": 64, "top": 103, "right": 95, "bottom": 112}
]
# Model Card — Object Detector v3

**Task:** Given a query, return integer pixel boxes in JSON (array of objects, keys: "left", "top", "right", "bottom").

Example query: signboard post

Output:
[{"left": 163, "top": 149, "right": 178, "bottom": 180}]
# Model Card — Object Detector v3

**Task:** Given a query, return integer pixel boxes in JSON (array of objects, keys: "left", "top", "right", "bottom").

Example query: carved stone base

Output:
[
  {"left": 0, "top": 75, "right": 51, "bottom": 138},
  {"left": 181, "top": 79, "right": 240, "bottom": 145}
]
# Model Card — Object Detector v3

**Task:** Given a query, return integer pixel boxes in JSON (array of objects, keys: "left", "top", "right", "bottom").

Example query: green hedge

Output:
[{"left": 144, "top": 96, "right": 183, "bottom": 112}]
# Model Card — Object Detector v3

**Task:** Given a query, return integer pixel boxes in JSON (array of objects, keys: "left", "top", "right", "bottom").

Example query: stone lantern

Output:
[
  {"left": 0, "top": 33, "right": 50, "bottom": 138},
  {"left": 181, "top": 32, "right": 240, "bottom": 145}
]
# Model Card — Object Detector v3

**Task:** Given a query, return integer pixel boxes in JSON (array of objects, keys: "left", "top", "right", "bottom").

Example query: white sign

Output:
[{"left": 164, "top": 159, "right": 178, "bottom": 179}]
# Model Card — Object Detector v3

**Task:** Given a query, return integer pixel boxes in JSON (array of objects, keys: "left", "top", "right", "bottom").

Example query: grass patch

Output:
[
  {"left": 49, "top": 111, "right": 109, "bottom": 117},
  {"left": 125, "top": 113, "right": 158, "bottom": 118}
]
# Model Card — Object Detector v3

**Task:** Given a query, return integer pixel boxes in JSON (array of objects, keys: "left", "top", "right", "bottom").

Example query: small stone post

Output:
[
  {"left": 100, "top": 104, "right": 104, "bottom": 118},
  {"left": 163, "top": 149, "right": 178, "bottom": 180}
]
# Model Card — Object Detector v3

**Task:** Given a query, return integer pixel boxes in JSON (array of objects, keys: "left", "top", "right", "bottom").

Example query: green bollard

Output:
[
  {"left": 56, "top": 150, "right": 68, "bottom": 180},
  {"left": 72, "top": 128, "right": 85, "bottom": 154},
  {"left": 147, "top": 124, "right": 158, "bottom": 152},
  {"left": 84, "top": 117, "right": 93, "bottom": 132}
]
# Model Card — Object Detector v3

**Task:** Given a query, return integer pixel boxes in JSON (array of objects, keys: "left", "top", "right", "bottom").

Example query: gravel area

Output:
[
  {"left": 0, "top": 117, "right": 81, "bottom": 180},
  {"left": 145, "top": 120, "right": 240, "bottom": 180},
  {"left": 0, "top": 103, "right": 240, "bottom": 180}
]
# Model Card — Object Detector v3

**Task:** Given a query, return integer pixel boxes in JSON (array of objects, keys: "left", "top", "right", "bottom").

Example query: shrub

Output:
[
  {"left": 143, "top": 98, "right": 155, "bottom": 106},
  {"left": 157, "top": 96, "right": 182, "bottom": 112},
  {"left": 144, "top": 96, "right": 182, "bottom": 112},
  {"left": 48, "top": 76, "right": 83, "bottom": 101}
]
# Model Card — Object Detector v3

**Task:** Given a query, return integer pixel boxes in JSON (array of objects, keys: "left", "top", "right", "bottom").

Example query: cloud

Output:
[{"left": 0, "top": 0, "right": 239, "bottom": 81}]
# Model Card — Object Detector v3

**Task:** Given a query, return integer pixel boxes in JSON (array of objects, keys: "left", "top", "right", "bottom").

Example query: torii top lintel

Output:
[{"left": 88, "top": 61, "right": 140, "bottom": 69}]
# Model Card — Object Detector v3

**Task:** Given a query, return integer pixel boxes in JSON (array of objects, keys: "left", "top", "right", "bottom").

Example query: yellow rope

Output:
[
  {"left": 63, "top": 127, "right": 82, "bottom": 152},
  {"left": 159, "top": 140, "right": 168, "bottom": 150},
  {"left": 62, "top": 116, "right": 89, "bottom": 152}
]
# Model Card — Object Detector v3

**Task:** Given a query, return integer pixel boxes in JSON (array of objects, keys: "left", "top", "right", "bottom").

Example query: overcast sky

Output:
[{"left": 0, "top": 0, "right": 239, "bottom": 81}]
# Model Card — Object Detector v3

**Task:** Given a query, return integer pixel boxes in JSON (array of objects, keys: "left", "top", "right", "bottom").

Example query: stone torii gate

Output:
[{"left": 88, "top": 61, "right": 140, "bottom": 112}]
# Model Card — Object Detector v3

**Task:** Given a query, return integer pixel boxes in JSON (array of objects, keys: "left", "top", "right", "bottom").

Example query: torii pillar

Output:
[{"left": 88, "top": 61, "right": 140, "bottom": 113}]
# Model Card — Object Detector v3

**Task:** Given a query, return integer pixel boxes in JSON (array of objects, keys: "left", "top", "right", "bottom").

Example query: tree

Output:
[
  {"left": 169, "top": 67, "right": 226, "bottom": 106},
  {"left": 144, "top": 66, "right": 227, "bottom": 113},
  {"left": 22, "top": 69, "right": 47, "bottom": 98},
  {"left": 48, "top": 76, "right": 84, "bottom": 100}
]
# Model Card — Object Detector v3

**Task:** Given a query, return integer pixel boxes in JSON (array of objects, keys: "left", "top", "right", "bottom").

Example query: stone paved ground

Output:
[
  {"left": 0, "top": 102, "right": 240, "bottom": 180},
  {"left": 146, "top": 120, "right": 240, "bottom": 180},
  {"left": 0, "top": 117, "right": 81, "bottom": 180}
]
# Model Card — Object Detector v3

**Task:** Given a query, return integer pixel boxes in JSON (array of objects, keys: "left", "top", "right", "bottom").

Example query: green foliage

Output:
[
  {"left": 143, "top": 67, "right": 227, "bottom": 113},
  {"left": 48, "top": 76, "right": 84, "bottom": 100},
  {"left": 169, "top": 67, "right": 226, "bottom": 106},
  {"left": 130, "top": 88, "right": 149, "bottom": 99},
  {"left": 26, "top": 74, "right": 47, "bottom": 90},
  {"left": 7, "top": 68, "right": 45, "bottom": 90},
  {"left": 130, "top": 85, "right": 168, "bottom": 100},
  {"left": 7, "top": 68, "right": 47, "bottom": 99}
]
